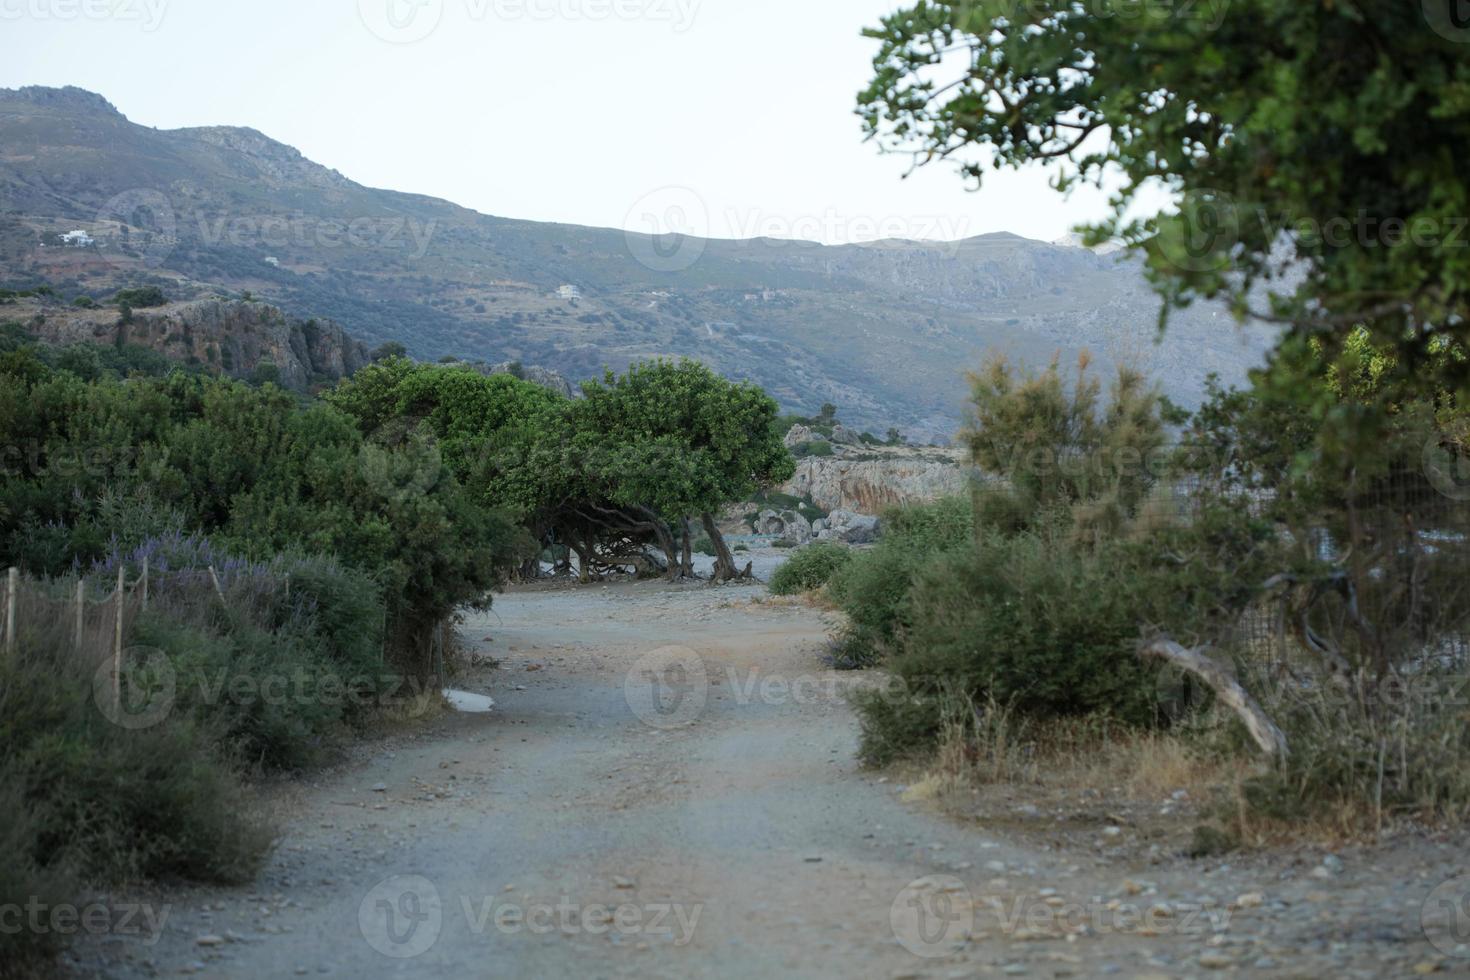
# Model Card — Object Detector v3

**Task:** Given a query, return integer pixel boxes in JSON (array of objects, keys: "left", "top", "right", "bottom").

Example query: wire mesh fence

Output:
[{"left": 2, "top": 564, "right": 150, "bottom": 703}]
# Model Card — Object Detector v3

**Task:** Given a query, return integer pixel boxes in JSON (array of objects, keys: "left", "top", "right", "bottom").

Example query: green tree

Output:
[
  {"left": 574, "top": 360, "right": 796, "bottom": 581},
  {"left": 859, "top": 2, "right": 1470, "bottom": 397}
]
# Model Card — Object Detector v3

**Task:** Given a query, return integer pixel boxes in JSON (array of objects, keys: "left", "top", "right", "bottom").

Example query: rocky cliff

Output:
[
  {"left": 781, "top": 446, "right": 970, "bottom": 515},
  {"left": 15, "top": 298, "right": 369, "bottom": 391}
]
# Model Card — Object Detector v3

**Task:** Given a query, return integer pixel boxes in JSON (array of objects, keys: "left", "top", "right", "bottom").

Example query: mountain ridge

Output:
[{"left": 0, "top": 85, "right": 1277, "bottom": 442}]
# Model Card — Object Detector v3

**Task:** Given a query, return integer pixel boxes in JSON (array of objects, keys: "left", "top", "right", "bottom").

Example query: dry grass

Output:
[
  {"left": 898, "top": 687, "right": 1462, "bottom": 848},
  {"left": 915, "top": 707, "right": 1237, "bottom": 804}
]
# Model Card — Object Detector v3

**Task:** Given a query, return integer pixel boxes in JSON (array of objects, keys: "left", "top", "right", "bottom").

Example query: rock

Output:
[
  {"left": 19, "top": 298, "right": 369, "bottom": 393},
  {"left": 195, "top": 935, "right": 226, "bottom": 947},
  {"left": 782, "top": 445, "right": 969, "bottom": 514},
  {"left": 480, "top": 361, "right": 578, "bottom": 399},
  {"left": 829, "top": 425, "right": 861, "bottom": 446},
  {"left": 783, "top": 424, "right": 824, "bottom": 449},
  {"left": 756, "top": 509, "right": 813, "bottom": 544},
  {"left": 632, "top": 548, "right": 669, "bottom": 579},
  {"left": 1235, "top": 892, "right": 1265, "bottom": 909},
  {"left": 1198, "top": 952, "right": 1235, "bottom": 970},
  {"left": 815, "top": 509, "right": 880, "bottom": 544}
]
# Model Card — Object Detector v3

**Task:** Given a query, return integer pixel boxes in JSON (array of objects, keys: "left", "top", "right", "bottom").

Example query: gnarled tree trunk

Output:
[
  {"left": 702, "top": 512, "right": 740, "bottom": 582},
  {"left": 680, "top": 517, "right": 696, "bottom": 579}
]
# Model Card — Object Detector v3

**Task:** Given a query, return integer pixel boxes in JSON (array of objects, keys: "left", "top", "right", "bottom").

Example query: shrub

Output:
[
  {"left": 962, "top": 353, "right": 1172, "bottom": 528},
  {"left": 769, "top": 541, "right": 852, "bottom": 595},
  {"left": 108, "top": 540, "right": 391, "bottom": 770},
  {"left": 1214, "top": 662, "right": 1470, "bottom": 832},
  {"left": 827, "top": 497, "right": 974, "bottom": 664},
  {"left": 113, "top": 286, "right": 167, "bottom": 308},
  {"left": 0, "top": 782, "right": 72, "bottom": 974},
  {"left": 0, "top": 625, "right": 272, "bottom": 940},
  {"left": 856, "top": 530, "right": 1162, "bottom": 762}
]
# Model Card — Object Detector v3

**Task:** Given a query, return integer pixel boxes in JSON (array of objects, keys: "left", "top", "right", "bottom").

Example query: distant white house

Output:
[
  {"left": 557, "top": 284, "right": 582, "bottom": 300},
  {"left": 264, "top": 256, "right": 281, "bottom": 268},
  {"left": 60, "top": 230, "right": 94, "bottom": 248}
]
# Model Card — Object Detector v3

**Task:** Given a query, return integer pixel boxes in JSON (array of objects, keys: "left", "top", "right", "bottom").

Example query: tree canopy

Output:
[
  {"left": 859, "top": 2, "right": 1470, "bottom": 397},
  {"left": 328, "top": 357, "right": 795, "bottom": 582}
]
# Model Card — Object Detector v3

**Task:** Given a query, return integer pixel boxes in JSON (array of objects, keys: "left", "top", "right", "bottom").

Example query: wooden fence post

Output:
[
  {"left": 140, "top": 557, "right": 149, "bottom": 613},
  {"left": 75, "top": 578, "right": 85, "bottom": 654},
  {"left": 113, "top": 565, "right": 125, "bottom": 713},
  {"left": 5, "top": 567, "right": 16, "bottom": 654},
  {"left": 208, "top": 565, "right": 227, "bottom": 606}
]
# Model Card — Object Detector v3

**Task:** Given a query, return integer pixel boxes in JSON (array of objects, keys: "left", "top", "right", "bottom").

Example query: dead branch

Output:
[{"left": 1140, "top": 638, "right": 1290, "bottom": 761}]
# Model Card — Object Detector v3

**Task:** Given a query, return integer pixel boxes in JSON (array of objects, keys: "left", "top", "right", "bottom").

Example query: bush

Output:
[
  {"left": 113, "top": 286, "right": 167, "bottom": 308},
  {"left": 109, "top": 539, "right": 391, "bottom": 770},
  {"left": 827, "top": 497, "right": 974, "bottom": 664},
  {"left": 0, "top": 783, "right": 72, "bottom": 975},
  {"left": 769, "top": 541, "right": 852, "bottom": 595},
  {"left": 855, "top": 530, "right": 1162, "bottom": 763},
  {"left": 1211, "top": 663, "right": 1470, "bottom": 831},
  {"left": 0, "top": 626, "right": 272, "bottom": 972}
]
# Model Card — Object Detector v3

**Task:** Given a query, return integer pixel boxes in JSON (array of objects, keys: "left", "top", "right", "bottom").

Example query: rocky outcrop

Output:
[
  {"left": 814, "top": 510, "right": 881, "bottom": 545},
  {"left": 483, "top": 362, "right": 578, "bottom": 399},
  {"left": 782, "top": 446, "right": 970, "bottom": 515},
  {"left": 783, "top": 424, "right": 822, "bottom": 449},
  {"left": 432, "top": 360, "right": 578, "bottom": 398},
  {"left": 756, "top": 509, "right": 813, "bottom": 543},
  {"left": 19, "top": 298, "right": 368, "bottom": 391}
]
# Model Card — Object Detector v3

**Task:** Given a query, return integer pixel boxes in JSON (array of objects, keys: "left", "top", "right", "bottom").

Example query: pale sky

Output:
[{"left": 0, "top": 0, "right": 1140, "bottom": 245}]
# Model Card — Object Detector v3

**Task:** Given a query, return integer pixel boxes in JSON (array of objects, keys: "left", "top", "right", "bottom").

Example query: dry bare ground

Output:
[{"left": 67, "top": 580, "right": 1470, "bottom": 979}]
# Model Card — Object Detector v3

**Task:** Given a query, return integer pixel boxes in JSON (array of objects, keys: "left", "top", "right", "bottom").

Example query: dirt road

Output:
[{"left": 72, "top": 580, "right": 1470, "bottom": 979}]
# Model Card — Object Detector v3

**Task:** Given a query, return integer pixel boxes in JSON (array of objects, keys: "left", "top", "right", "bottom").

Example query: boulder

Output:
[
  {"left": 756, "top": 509, "right": 813, "bottom": 544},
  {"left": 829, "top": 425, "right": 861, "bottom": 446},
  {"left": 816, "top": 509, "right": 881, "bottom": 545},
  {"left": 783, "top": 424, "right": 824, "bottom": 449}
]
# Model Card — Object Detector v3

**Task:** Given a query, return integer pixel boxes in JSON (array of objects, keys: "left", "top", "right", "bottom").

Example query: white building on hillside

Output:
[
  {"left": 60, "top": 230, "right": 95, "bottom": 247},
  {"left": 557, "top": 284, "right": 581, "bottom": 300}
]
